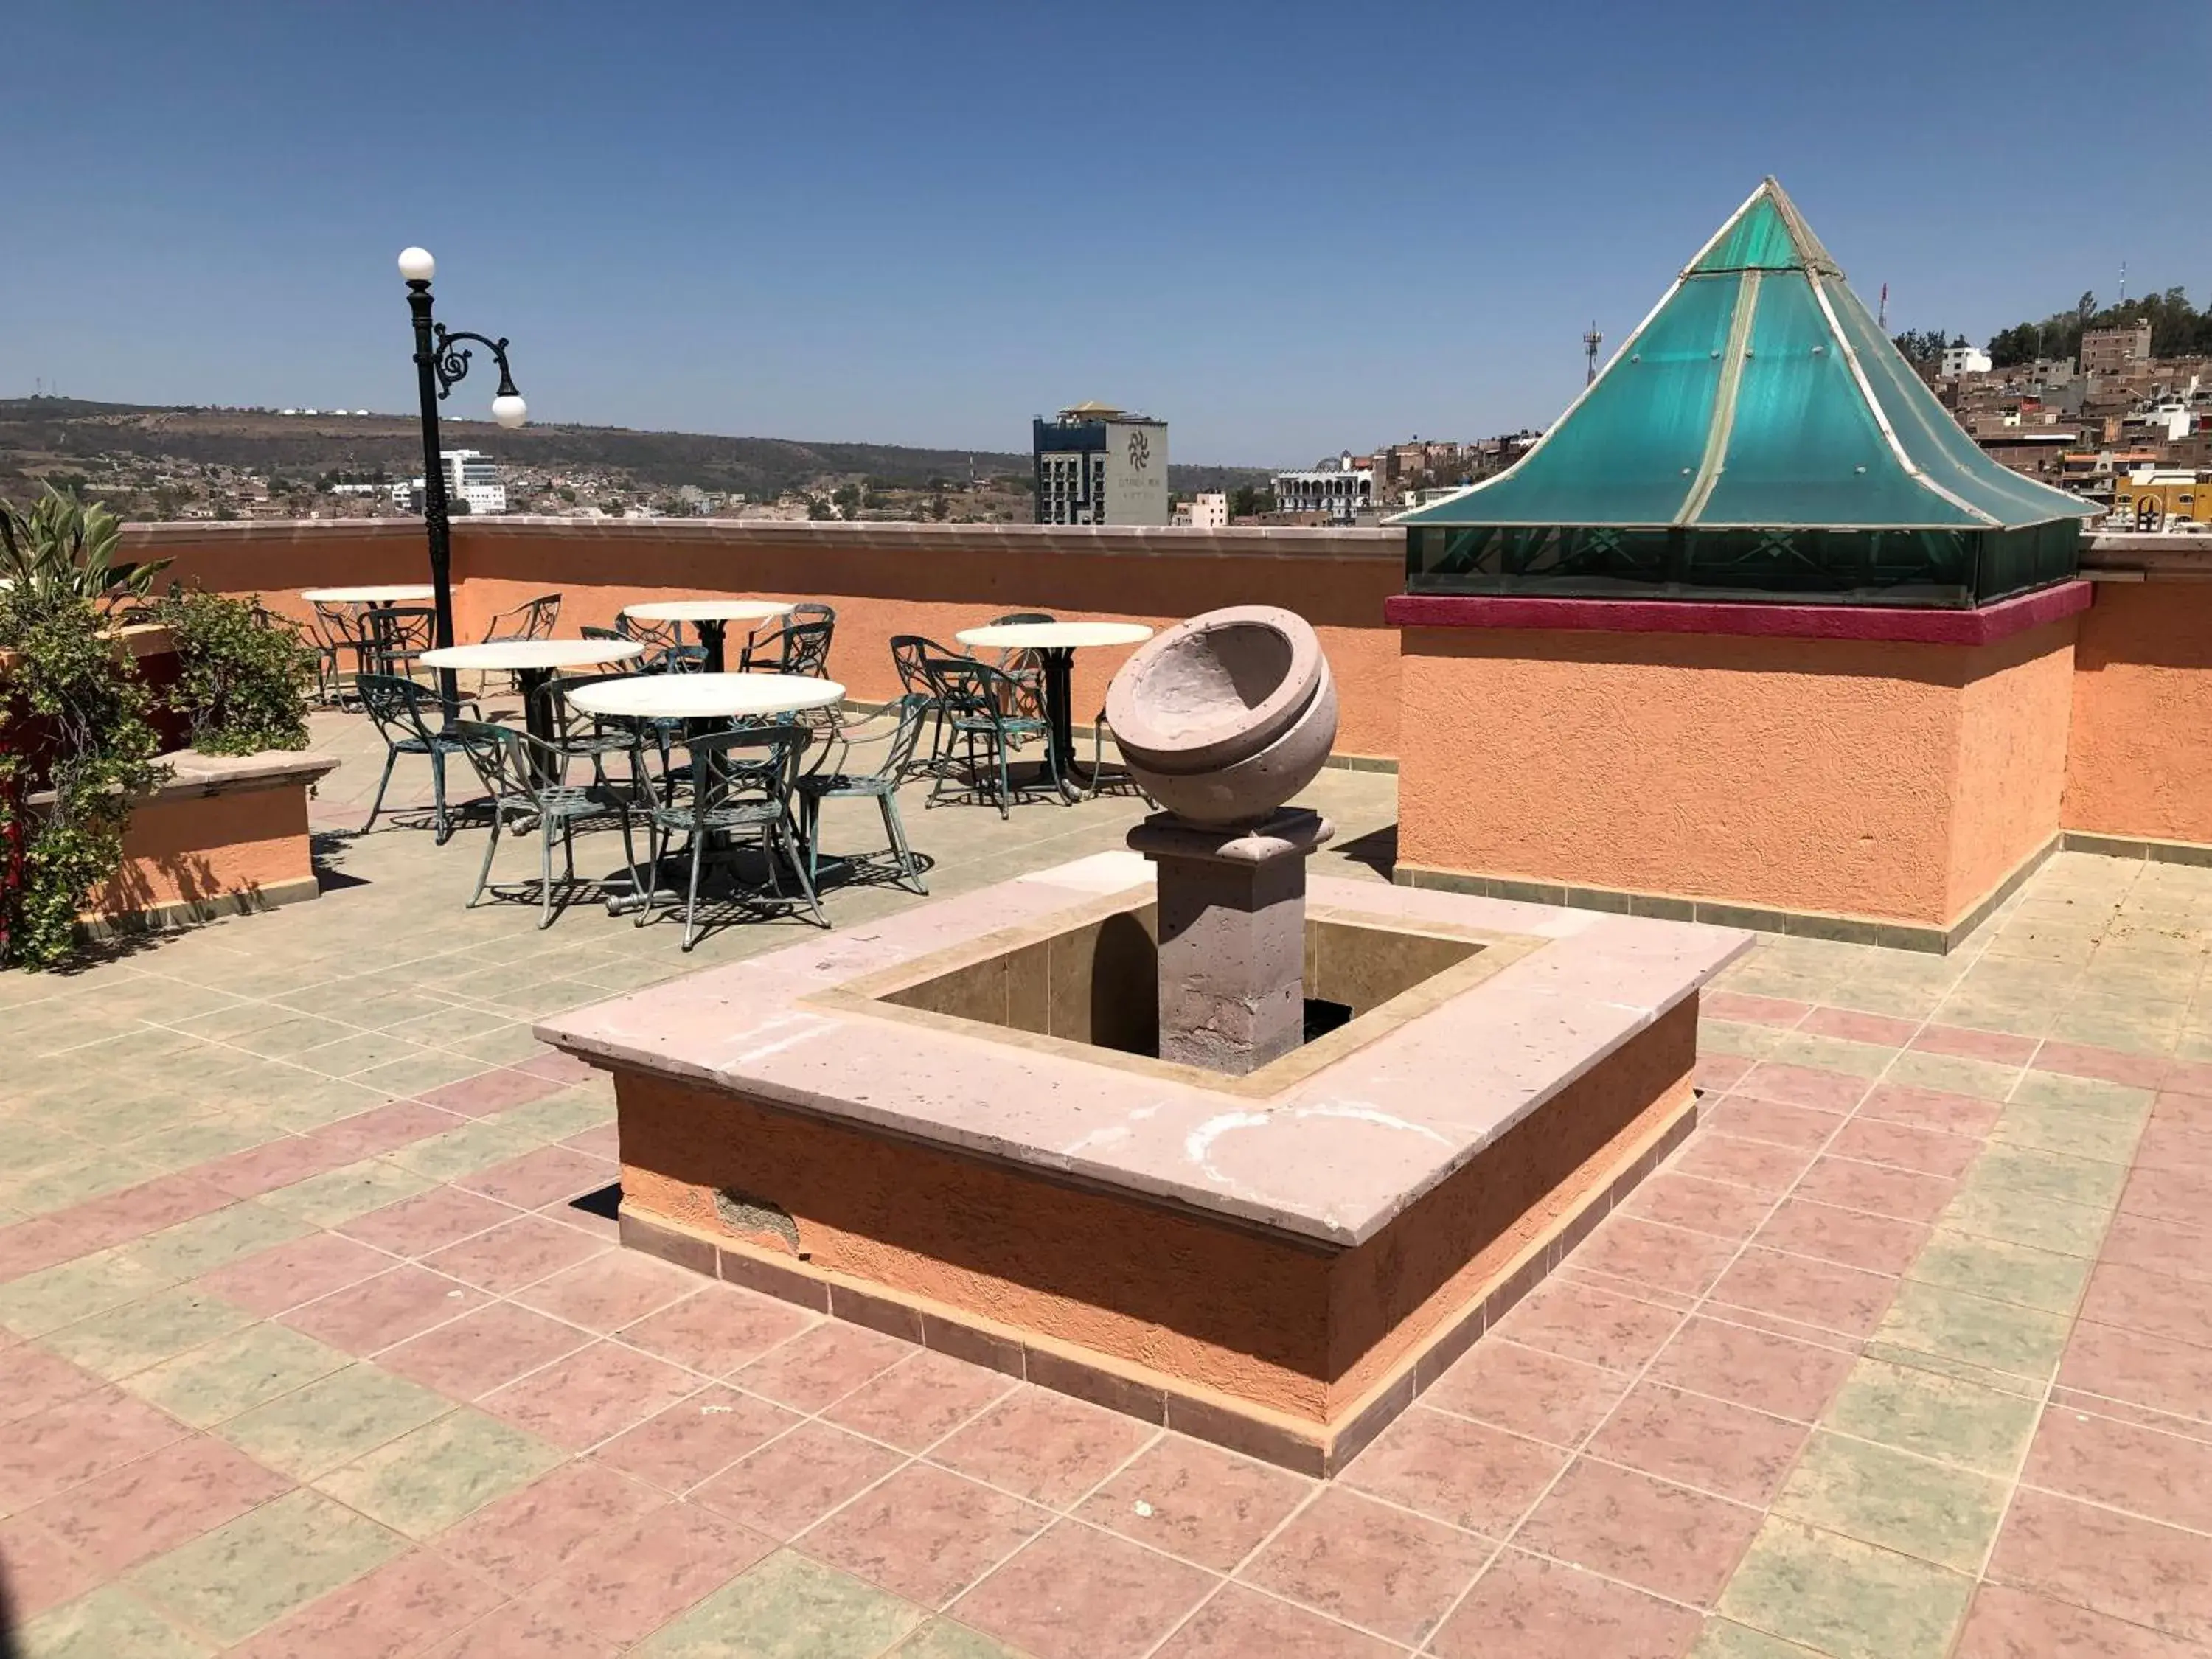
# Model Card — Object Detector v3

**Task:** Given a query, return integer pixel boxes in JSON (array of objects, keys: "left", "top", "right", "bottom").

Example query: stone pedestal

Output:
[{"left": 1126, "top": 807, "right": 1335, "bottom": 1076}]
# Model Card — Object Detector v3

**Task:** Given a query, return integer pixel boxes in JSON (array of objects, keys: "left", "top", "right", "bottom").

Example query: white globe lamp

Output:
[{"left": 397, "top": 246, "right": 436, "bottom": 285}]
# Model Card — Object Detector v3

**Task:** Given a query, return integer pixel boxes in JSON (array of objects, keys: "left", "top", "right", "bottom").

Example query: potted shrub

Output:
[
  {"left": 149, "top": 585, "right": 317, "bottom": 754},
  {"left": 1, "top": 491, "right": 333, "bottom": 967},
  {"left": 0, "top": 492, "right": 170, "bottom": 967}
]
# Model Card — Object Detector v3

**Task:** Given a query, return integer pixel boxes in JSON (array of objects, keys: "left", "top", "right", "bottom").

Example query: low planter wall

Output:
[{"left": 41, "top": 749, "right": 341, "bottom": 935}]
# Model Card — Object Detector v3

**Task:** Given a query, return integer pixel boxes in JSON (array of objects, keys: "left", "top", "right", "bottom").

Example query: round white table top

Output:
[
  {"left": 565, "top": 673, "right": 844, "bottom": 721},
  {"left": 622, "top": 599, "right": 794, "bottom": 625},
  {"left": 956, "top": 621, "right": 1155, "bottom": 652},
  {"left": 300, "top": 585, "right": 434, "bottom": 605},
  {"left": 419, "top": 639, "right": 644, "bottom": 672}
]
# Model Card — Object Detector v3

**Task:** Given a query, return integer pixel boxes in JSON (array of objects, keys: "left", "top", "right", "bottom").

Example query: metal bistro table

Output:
[
  {"left": 300, "top": 585, "right": 437, "bottom": 684},
  {"left": 954, "top": 620, "right": 1154, "bottom": 799},
  {"left": 418, "top": 637, "right": 645, "bottom": 781},
  {"left": 299, "top": 585, "right": 436, "bottom": 605},
  {"left": 566, "top": 672, "right": 845, "bottom": 913},
  {"left": 622, "top": 599, "right": 794, "bottom": 674}
]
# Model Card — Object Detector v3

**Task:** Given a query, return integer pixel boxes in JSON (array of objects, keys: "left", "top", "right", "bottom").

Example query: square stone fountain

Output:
[{"left": 538, "top": 609, "right": 1749, "bottom": 1472}]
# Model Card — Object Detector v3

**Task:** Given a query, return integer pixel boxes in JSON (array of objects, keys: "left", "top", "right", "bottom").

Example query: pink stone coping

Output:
[
  {"left": 26, "top": 747, "right": 338, "bottom": 810},
  {"left": 535, "top": 852, "right": 1751, "bottom": 1248},
  {"left": 1383, "top": 579, "right": 2093, "bottom": 646}
]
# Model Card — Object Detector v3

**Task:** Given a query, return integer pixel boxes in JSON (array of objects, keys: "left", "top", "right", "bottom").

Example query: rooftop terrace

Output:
[{"left": 7, "top": 707, "right": 2212, "bottom": 1656}]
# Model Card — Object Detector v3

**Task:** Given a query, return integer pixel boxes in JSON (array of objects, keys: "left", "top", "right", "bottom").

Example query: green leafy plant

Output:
[
  {"left": 0, "top": 585, "right": 166, "bottom": 970},
  {"left": 152, "top": 587, "right": 316, "bottom": 755},
  {"left": 0, "top": 489, "right": 170, "bottom": 611}
]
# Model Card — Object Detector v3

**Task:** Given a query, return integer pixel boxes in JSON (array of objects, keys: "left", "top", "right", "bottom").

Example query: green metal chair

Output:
[
  {"left": 529, "top": 670, "right": 650, "bottom": 786},
  {"left": 640, "top": 724, "right": 824, "bottom": 950},
  {"left": 356, "top": 672, "right": 482, "bottom": 844},
  {"left": 364, "top": 605, "right": 436, "bottom": 681},
  {"left": 890, "top": 633, "right": 961, "bottom": 782},
  {"left": 928, "top": 655, "right": 1054, "bottom": 819},
  {"left": 449, "top": 719, "right": 644, "bottom": 929},
  {"left": 741, "top": 612, "right": 835, "bottom": 677},
  {"left": 614, "top": 614, "right": 706, "bottom": 673},
  {"left": 311, "top": 599, "right": 371, "bottom": 703},
  {"left": 795, "top": 693, "right": 931, "bottom": 894},
  {"left": 981, "top": 610, "right": 1053, "bottom": 723}
]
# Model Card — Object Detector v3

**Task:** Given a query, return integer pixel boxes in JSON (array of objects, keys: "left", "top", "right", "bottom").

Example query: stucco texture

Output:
[
  {"left": 99, "top": 785, "right": 315, "bottom": 917},
  {"left": 450, "top": 525, "right": 1402, "bottom": 761},
  {"left": 2066, "top": 581, "right": 2212, "bottom": 846},
  {"left": 119, "top": 521, "right": 1404, "bottom": 764},
  {"left": 613, "top": 998, "right": 1693, "bottom": 1426},
  {"left": 1397, "top": 621, "right": 2076, "bottom": 928}
]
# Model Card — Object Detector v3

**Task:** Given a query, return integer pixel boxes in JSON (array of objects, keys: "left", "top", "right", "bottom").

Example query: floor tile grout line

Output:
[
  {"left": 17, "top": 805, "right": 2212, "bottom": 1655},
  {"left": 1748, "top": 859, "right": 2195, "bottom": 1655},
  {"left": 741, "top": 1341, "right": 1175, "bottom": 1622},
  {"left": 1430, "top": 943, "right": 2008, "bottom": 1649},
  {"left": 1958, "top": 925, "right": 2172, "bottom": 1649},
  {"left": 1135, "top": 1478, "right": 1419, "bottom": 1658},
  {"left": 1411, "top": 1109, "right": 1837, "bottom": 1645}
]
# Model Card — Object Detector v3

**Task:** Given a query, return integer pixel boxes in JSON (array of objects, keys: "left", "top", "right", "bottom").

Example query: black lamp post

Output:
[{"left": 397, "top": 246, "right": 526, "bottom": 723}]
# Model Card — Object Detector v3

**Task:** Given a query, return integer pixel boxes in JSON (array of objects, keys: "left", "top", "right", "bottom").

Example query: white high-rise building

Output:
[
  {"left": 441, "top": 449, "right": 507, "bottom": 514},
  {"left": 392, "top": 448, "right": 509, "bottom": 515}
]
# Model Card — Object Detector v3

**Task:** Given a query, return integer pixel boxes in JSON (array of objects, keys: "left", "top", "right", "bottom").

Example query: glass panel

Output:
[
  {"left": 1400, "top": 273, "right": 1740, "bottom": 529},
  {"left": 1826, "top": 282, "right": 2095, "bottom": 529},
  {"left": 1691, "top": 194, "right": 1801, "bottom": 274},
  {"left": 1408, "top": 525, "right": 1980, "bottom": 605},
  {"left": 1700, "top": 275, "right": 1964, "bottom": 527}
]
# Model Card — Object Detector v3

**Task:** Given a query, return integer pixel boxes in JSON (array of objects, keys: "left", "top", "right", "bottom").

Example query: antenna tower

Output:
[
  {"left": 2118, "top": 260, "right": 2127, "bottom": 306},
  {"left": 1582, "top": 321, "right": 1604, "bottom": 386},
  {"left": 1877, "top": 282, "right": 1888, "bottom": 330}
]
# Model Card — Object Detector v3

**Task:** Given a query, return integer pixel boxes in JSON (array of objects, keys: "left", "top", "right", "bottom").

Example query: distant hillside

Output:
[{"left": 0, "top": 397, "right": 1272, "bottom": 498}]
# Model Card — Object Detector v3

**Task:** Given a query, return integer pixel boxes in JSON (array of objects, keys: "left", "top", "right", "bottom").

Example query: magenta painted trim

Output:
[{"left": 1384, "top": 580, "right": 2092, "bottom": 646}]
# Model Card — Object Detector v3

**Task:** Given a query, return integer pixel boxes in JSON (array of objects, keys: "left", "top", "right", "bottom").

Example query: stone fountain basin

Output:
[{"left": 537, "top": 852, "right": 1749, "bottom": 1472}]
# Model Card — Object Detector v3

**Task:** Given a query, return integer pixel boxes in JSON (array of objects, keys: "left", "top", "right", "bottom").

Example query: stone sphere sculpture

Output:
[{"left": 1105, "top": 605, "right": 1338, "bottom": 827}]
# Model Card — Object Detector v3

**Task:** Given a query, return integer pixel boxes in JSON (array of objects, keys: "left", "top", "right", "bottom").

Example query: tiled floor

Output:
[{"left": 4, "top": 711, "right": 2212, "bottom": 1655}]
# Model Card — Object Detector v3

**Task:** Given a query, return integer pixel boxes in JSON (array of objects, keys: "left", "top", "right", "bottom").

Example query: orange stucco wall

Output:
[
  {"left": 1397, "top": 623, "right": 2075, "bottom": 928},
  {"left": 121, "top": 519, "right": 1406, "bottom": 763},
  {"left": 128, "top": 518, "right": 2212, "bottom": 869},
  {"left": 98, "top": 783, "right": 315, "bottom": 918},
  {"left": 2066, "top": 580, "right": 2212, "bottom": 846},
  {"left": 139, "top": 522, "right": 431, "bottom": 633},
  {"left": 615, "top": 998, "right": 1691, "bottom": 1425},
  {"left": 1948, "top": 621, "right": 2074, "bottom": 915}
]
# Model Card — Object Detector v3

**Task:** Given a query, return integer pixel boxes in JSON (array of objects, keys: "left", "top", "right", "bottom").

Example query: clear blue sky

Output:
[{"left": 8, "top": 0, "right": 2207, "bottom": 465}]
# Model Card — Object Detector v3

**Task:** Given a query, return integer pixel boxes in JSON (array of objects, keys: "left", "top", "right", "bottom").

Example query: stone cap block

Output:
[
  {"left": 536, "top": 855, "right": 1751, "bottom": 1248},
  {"left": 27, "top": 748, "right": 339, "bottom": 810}
]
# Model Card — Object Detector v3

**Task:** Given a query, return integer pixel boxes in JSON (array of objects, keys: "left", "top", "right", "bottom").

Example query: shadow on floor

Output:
[
  {"left": 569, "top": 1182, "right": 622, "bottom": 1223},
  {"left": 1334, "top": 822, "right": 1398, "bottom": 883}
]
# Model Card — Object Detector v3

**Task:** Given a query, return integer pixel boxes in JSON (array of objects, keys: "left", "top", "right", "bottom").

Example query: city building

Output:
[
  {"left": 391, "top": 448, "right": 509, "bottom": 515},
  {"left": 1032, "top": 401, "right": 1169, "bottom": 526},
  {"left": 1941, "top": 343, "right": 1992, "bottom": 377},
  {"left": 2082, "top": 324, "right": 2154, "bottom": 375},
  {"left": 1172, "top": 491, "right": 1228, "bottom": 529},
  {"left": 1274, "top": 453, "right": 1375, "bottom": 524},
  {"left": 2113, "top": 467, "right": 2208, "bottom": 529},
  {"left": 1975, "top": 428, "right": 2078, "bottom": 482}
]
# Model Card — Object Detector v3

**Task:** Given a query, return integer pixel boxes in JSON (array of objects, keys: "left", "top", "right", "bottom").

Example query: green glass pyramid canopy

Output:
[{"left": 1397, "top": 179, "right": 2094, "bottom": 608}]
